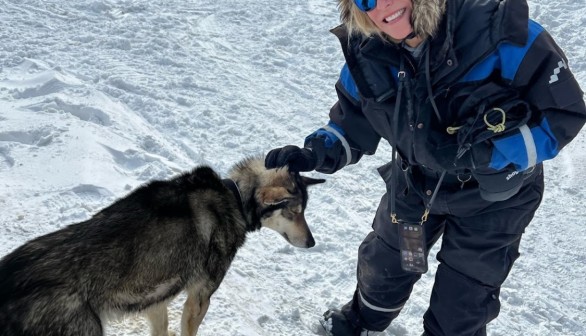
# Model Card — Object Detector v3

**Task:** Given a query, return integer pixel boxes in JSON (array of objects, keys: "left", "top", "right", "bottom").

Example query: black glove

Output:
[
  {"left": 265, "top": 145, "right": 317, "bottom": 172},
  {"left": 472, "top": 167, "right": 525, "bottom": 202}
]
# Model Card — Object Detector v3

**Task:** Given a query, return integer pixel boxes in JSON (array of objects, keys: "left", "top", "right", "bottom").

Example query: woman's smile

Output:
[{"left": 383, "top": 8, "right": 406, "bottom": 24}]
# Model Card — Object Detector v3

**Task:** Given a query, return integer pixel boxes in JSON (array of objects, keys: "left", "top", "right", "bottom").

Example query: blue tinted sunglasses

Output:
[{"left": 354, "top": 0, "right": 377, "bottom": 12}]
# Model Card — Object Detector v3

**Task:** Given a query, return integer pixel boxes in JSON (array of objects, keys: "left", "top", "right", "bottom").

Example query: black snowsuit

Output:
[{"left": 305, "top": 1, "right": 586, "bottom": 335}]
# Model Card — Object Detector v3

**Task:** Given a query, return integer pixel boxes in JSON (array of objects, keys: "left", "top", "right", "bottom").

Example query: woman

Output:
[{"left": 265, "top": 0, "right": 586, "bottom": 335}]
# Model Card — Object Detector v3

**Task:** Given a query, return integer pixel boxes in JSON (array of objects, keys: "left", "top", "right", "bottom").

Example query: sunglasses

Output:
[{"left": 354, "top": 0, "right": 377, "bottom": 12}]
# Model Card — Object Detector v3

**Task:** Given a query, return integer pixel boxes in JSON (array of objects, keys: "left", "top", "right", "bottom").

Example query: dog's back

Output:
[
  {"left": 0, "top": 166, "right": 247, "bottom": 336},
  {"left": 0, "top": 215, "right": 110, "bottom": 335}
]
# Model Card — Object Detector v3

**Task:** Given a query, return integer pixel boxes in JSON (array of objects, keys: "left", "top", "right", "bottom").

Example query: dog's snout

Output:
[
  {"left": 290, "top": 230, "right": 315, "bottom": 248},
  {"left": 283, "top": 228, "right": 315, "bottom": 248}
]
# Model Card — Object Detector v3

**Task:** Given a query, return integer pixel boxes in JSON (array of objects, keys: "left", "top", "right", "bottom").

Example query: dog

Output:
[{"left": 0, "top": 156, "right": 325, "bottom": 336}]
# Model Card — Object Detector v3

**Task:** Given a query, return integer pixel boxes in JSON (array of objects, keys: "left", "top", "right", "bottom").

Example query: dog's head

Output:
[
  {"left": 257, "top": 169, "right": 325, "bottom": 248},
  {"left": 229, "top": 157, "right": 325, "bottom": 248}
]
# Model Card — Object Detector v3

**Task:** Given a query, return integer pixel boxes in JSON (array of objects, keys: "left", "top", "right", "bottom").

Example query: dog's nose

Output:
[{"left": 306, "top": 235, "right": 315, "bottom": 248}]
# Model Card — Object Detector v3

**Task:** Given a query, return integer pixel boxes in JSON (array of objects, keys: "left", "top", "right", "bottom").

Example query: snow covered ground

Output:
[{"left": 1, "top": 0, "right": 584, "bottom": 335}]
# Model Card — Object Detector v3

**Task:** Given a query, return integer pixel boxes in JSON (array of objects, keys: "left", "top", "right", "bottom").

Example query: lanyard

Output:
[{"left": 389, "top": 56, "right": 446, "bottom": 226}]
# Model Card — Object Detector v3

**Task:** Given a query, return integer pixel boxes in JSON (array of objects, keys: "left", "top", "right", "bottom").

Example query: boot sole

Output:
[{"left": 318, "top": 317, "right": 333, "bottom": 336}]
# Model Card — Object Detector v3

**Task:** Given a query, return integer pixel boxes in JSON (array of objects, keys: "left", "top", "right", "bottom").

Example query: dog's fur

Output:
[{"left": 0, "top": 157, "right": 325, "bottom": 336}]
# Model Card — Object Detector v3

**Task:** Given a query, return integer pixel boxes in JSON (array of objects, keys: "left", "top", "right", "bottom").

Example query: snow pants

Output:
[{"left": 341, "top": 163, "right": 544, "bottom": 336}]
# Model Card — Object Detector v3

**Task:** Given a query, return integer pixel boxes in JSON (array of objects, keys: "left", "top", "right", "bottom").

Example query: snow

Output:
[{"left": 0, "top": 0, "right": 584, "bottom": 335}]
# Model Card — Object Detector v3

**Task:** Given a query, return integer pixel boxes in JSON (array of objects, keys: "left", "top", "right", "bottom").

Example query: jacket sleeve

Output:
[
  {"left": 490, "top": 20, "right": 586, "bottom": 171},
  {"left": 304, "top": 64, "right": 381, "bottom": 174}
]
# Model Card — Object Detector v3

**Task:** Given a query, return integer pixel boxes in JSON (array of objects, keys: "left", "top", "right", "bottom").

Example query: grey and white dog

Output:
[{"left": 0, "top": 156, "right": 325, "bottom": 336}]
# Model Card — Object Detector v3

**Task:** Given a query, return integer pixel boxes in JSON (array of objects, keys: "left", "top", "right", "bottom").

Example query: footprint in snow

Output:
[
  {"left": 4, "top": 68, "right": 84, "bottom": 100},
  {"left": 0, "top": 126, "right": 60, "bottom": 147},
  {"left": 101, "top": 144, "right": 175, "bottom": 181},
  {"left": 43, "top": 184, "right": 115, "bottom": 224},
  {"left": 25, "top": 97, "right": 112, "bottom": 126},
  {"left": 0, "top": 146, "right": 15, "bottom": 170}
]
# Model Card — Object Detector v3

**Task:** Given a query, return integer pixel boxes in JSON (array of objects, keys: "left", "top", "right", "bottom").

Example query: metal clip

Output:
[
  {"left": 391, "top": 213, "right": 399, "bottom": 224},
  {"left": 457, "top": 173, "right": 472, "bottom": 189},
  {"left": 421, "top": 209, "right": 430, "bottom": 224},
  {"left": 398, "top": 71, "right": 406, "bottom": 81}
]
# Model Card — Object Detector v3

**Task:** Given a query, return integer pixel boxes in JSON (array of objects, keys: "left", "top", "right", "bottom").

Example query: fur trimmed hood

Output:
[{"left": 338, "top": 0, "right": 446, "bottom": 40}]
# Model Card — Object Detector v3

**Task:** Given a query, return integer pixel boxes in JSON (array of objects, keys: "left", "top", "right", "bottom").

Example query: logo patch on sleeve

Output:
[{"left": 549, "top": 60, "right": 568, "bottom": 84}]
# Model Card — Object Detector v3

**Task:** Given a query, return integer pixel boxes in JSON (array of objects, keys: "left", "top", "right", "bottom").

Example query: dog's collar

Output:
[{"left": 221, "top": 178, "right": 247, "bottom": 222}]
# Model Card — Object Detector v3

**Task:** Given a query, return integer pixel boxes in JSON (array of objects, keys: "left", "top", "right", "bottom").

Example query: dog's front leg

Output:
[
  {"left": 180, "top": 291, "right": 210, "bottom": 336},
  {"left": 146, "top": 302, "right": 175, "bottom": 336}
]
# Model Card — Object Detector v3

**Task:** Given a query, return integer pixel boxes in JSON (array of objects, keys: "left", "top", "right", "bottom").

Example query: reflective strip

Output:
[
  {"left": 359, "top": 290, "right": 404, "bottom": 313},
  {"left": 519, "top": 125, "right": 537, "bottom": 168},
  {"left": 322, "top": 124, "right": 352, "bottom": 167}
]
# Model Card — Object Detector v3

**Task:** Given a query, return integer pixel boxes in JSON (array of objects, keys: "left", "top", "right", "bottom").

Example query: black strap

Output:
[
  {"left": 221, "top": 179, "right": 247, "bottom": 222},
  {"left": 390, "top": 55, "right": 446, "bottom": 225},
  {"left": 425, "top": 48, "right": 443, "bottom": 124},
  {"left": 389, "top": 57, "right": 406, "bottom": 223}
]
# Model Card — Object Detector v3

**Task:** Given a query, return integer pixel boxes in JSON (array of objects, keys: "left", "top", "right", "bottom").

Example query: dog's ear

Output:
[
  {"left": 301, "top": 176, "right": 326, "bottom": 186},
  {"left": 259, "top": 187, "right": 294, "bottom": 205}
]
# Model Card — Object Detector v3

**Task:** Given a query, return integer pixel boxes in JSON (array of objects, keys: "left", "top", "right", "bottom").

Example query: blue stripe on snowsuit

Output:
[
  {"left": 340, "top": 64, "right": 360, "bottom": 101},
  {"left": 491, "top": 119, "right": 559, "bottom": 171},
  {"left": 461, "top": 20, "right": 543, "bottom": 82},
  {"left": 339, "top": 63, "right": 400, "bottom": 100},
  {"left": 305, "top": 121, "right": 346, "bottom": 149}
]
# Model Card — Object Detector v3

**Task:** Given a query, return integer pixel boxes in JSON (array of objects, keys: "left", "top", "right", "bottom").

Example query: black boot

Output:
[{"left": 321, "top": 309, "right": 363, "bottom": 336}]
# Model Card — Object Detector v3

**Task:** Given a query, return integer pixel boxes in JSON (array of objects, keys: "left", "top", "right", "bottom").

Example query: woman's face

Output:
[{"left": 366, "top": 0, "right": 414, "bottom": 41}]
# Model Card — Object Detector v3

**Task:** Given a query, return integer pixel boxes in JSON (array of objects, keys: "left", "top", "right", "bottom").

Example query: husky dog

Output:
[{"left": 0, "top": 156, "right": 325, "bottom": 336}]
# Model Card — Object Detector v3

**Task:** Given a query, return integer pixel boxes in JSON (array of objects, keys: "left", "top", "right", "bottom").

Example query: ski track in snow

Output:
[{"left": 1, "top": 1, "right": 585, "bottom": 335}]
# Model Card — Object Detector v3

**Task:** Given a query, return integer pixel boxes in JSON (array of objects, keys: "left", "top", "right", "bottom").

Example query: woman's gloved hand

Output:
[
  {"left": 265, "top": 145, "right": 317, "bottom": 172},
  {"left": 471, "top": 166, "right": 526, "bottom": 202}
]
